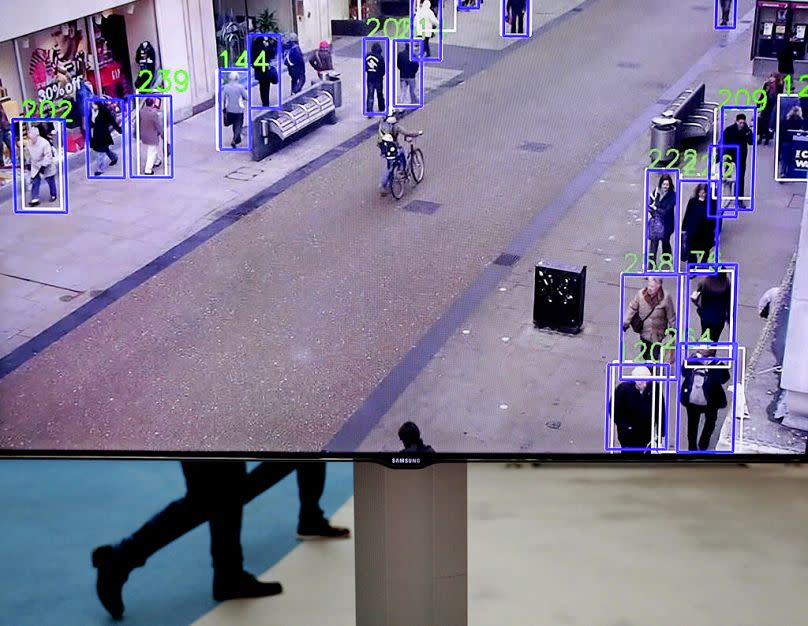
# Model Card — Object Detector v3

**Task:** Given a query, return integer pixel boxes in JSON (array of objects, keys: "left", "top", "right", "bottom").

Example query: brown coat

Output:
[
  {"left": 624, "top": 287, "right": 676, "bottom": 343},
  {"left": 138, "top": 106, "right": 163, "bottom": 146}
]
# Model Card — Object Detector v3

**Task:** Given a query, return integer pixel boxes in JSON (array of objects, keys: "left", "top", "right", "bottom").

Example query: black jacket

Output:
[
  {"left": 397, "top": 50, "right": 418, "bottom": 79},
  {"left": 650, "top": 189, "right": 676, "bottom": 238},
  {"left": 784, "top": 116, "right": 804, "bottom": 133},
  {"left": 680, "top": 363, "right": 730, "bottom": 409},
  {"left": 694, "top": 279, "right": 731, "bottom": 327},
  {"left": 366, "top": 52, "right": 385, "bottom": 78},
  {"left": 135, "top": 42, "right": 156, "bottom": 69},
  {"left": 507, "top": 0, "right": 527, "bottom": 13},
  {"left": 89, "top": 105, "right": 121, "bottom": 151},
  {"left": 681, "top": 197, "right": 713, "bottom": 254},
  {"left": 722, "top": 123, "right": 753, "bottom": 163},
  {"left": 778, "top": 42, "right": 797, "bottom": 75},
  {"left": 613, "top": 382, "right": 663, "bottom": 448},
  {"left": 251, "top": 37, "right": 278, "bottom": 79}
]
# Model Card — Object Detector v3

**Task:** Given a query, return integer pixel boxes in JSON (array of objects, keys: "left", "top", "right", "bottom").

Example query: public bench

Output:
[
  {"left": 252, "top": 75, "right": 342, "bottom": 161},
  {"left": 650, "top": 83, "right": 719, "bottom": 161}
]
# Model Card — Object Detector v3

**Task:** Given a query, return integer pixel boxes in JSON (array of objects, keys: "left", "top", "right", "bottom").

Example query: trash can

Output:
[
  {"left": 324, "top": 72, "right": 342, "bottom": 108},
  {"left": 650, "top": 115, "right": 679, "bottom": 159}
]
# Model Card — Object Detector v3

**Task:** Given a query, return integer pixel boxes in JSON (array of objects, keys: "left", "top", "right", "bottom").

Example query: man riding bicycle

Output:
[{"left": 378, "top": 114, "right": 421, "bottom": 196}]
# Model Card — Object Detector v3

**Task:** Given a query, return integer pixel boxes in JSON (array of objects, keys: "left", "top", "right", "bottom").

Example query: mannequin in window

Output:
[{"left": 135, "top": 41, "right": 156, "bottom": 92}]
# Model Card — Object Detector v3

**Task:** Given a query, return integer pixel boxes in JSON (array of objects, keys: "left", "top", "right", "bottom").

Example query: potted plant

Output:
[{"left": 255, "top": 9, "right": 280, "bottom": 33}]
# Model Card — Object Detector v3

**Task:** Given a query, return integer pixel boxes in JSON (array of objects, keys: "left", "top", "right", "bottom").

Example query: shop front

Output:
[
  {"left": 0, "top": 0, "right": 161, "bottom": 155},
  {"left": 329, "top": 0, "right": 452, "bottom": 37},
  {"left": 211, "top": 0, "right": 337, "bottom": 55},
  {"left": 751, "top": 1, "right": 808, "bottom": 76}
]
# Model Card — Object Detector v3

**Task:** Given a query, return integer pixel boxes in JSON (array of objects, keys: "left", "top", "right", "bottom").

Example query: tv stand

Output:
[{"left": 353, "top": 462, "right": 468, "bottom": 626}]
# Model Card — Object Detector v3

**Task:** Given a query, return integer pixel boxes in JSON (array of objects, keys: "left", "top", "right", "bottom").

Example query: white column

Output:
[
  {"left": 781, "top": 190, "right": 808, "bottom": 431},
  {"left": 353, "top": 462, "right": 468, "bottom": 626}
]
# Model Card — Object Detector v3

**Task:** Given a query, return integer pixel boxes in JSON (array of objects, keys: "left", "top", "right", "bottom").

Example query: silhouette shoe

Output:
[
  {"left": 297, "top": 518, "right": 351, "bottom": 540},
  {"left": 91, "top": 545, "right": 130, "bottom": 619},
  {"left": 109, "top": 157, "right": 118, "bottom": 166},
  {"left": 213, "top": 571, "right": 283, "bottom": 602}
]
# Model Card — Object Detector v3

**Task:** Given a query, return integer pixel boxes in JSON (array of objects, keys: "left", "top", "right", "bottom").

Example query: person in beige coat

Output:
[
  {"left": 622, "top": 276, "right": 677, "bottom": 362},
  {"left": 26, "top": 126, "right": 58, "bottom": 206}
]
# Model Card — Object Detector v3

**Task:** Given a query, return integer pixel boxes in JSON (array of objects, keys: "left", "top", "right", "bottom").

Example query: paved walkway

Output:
[
  {"left": 0, "top": 0, "right": 576, "bottom": 359},
  {"left": 356, "top": 1, "right": 808, "bottom": 454}
]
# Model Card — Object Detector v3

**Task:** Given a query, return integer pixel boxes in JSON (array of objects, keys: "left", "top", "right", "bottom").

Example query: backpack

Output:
[{"left": 379, "top": 139, "right": 398, "bottom": 160}]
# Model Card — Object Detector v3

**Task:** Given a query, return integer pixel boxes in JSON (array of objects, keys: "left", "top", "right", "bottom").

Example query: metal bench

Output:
[
  {"left": 263, "top": 90, "right": 336, "bottom": 142},
  {"left": 650, "top": 83, "right": 719, "bottom": 159},
  {"left": 252, "top": 76, "right": 341, "bottom": 161}
]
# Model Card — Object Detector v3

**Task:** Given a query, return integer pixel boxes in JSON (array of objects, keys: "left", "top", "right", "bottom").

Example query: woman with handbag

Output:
[
  {"left": 680, "top": 349, "right": 731, "bottom": 451},
  {"left": 26, "top": 126, "right": 58, "bottom": 206},
  {"left": 691, "top": 272, "right": 732, "bottom": 342},
  {"left": 622, "top": 276, "right": 677, "bottom": 362},
  {"left": 647, "top": 174, "right": 676, "bottom": 265}
]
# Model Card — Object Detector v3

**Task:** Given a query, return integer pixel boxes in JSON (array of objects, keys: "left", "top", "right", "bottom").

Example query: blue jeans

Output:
[
  {"left": 380, "top": 151, "right": 406, "bottom": 188},
  {"left": 31, "top": 172, "right": 57, "bottom": 201},
  {"left": 400, "top": 78, "right": 417, "bottom": 104},
  {"left": 94, "top": 148, "right": 117, "bottom": 174}
]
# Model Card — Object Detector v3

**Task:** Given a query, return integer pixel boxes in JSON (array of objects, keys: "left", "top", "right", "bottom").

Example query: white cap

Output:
[{"left": 631, "top": 366, "right": 652, "bottom": 378}]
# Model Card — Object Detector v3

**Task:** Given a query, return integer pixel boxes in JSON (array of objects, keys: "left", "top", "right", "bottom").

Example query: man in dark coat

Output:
[
  {"left": 91, "top": 461, "right": 349, "bottom": 619},
  {"left": 251, "top": 35, "right": 279, "bottom": 106},
  {"left": 613, "top": 366, "right": 665, "bottom": 451},
  {"left": 397, "top": 43, "right": 420, "bottom": 104},
  {"left": 89, "top": 101, "right": 121, "bottom": 176},
  {"left": 721, "top": 113, "right": 753, "bottom": 206},
  {"left": 507, "top": 0, "right": 527, "bottom": 34},
  {"left": 778, "top": 39, "right": 797, "bottom": 78},
  {"left": 365, "top": 42, "right": 386, "bottom": 113}
]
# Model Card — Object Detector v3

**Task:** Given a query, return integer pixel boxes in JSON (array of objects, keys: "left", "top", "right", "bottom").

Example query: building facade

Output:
[{"left": 0, "top": 0, "right": 352, "bottom": 162}]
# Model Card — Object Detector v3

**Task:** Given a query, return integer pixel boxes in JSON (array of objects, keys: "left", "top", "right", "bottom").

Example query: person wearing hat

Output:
[
  {"left": 310, "top": 40, "right": 334, "bottom": 81},
  {"left": 377, "top": 113, "right": 421, "bottom": 195},
  {"left": 612, "top": 366, "right": 664, "bottom": 451},
  {"left": 283, "top": 33, "right": 306, "bottom": 94},
  {"left": 365, "top": 41, "right": 386, "bottom": 113}
]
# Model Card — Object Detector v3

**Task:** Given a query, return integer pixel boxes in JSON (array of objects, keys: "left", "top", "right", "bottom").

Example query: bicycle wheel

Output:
[
  {"left": 410, "top": 148, "right": 425, "bottom": 183},
  {"left": 390, "top": 162, "right": 407, "bottom": 199}
]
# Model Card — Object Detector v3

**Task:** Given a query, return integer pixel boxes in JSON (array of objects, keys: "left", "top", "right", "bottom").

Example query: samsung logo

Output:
[{"left": 391, "top": 457, "right": 420, "bottom": 464}]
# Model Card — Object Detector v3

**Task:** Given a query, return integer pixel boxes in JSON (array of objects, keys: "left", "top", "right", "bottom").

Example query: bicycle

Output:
[{"left": 386, "top": 133, "right": 425, "bottom": 200}]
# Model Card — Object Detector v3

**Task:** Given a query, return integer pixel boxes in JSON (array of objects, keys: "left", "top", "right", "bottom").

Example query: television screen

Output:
[{"left": 1, "top": 0, "right": 806, "bottom": 461}]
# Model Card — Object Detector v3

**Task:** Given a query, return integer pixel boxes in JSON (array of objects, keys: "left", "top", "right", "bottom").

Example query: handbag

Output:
[
  {"left": 223, "top": 110, "right": 232, "bottom": 127},
  {"left": 647, "top": 193, "right": 665, "bottom": 240},
  {"left": 630, "top": 301, "right": 659, "bottom": 335}
]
